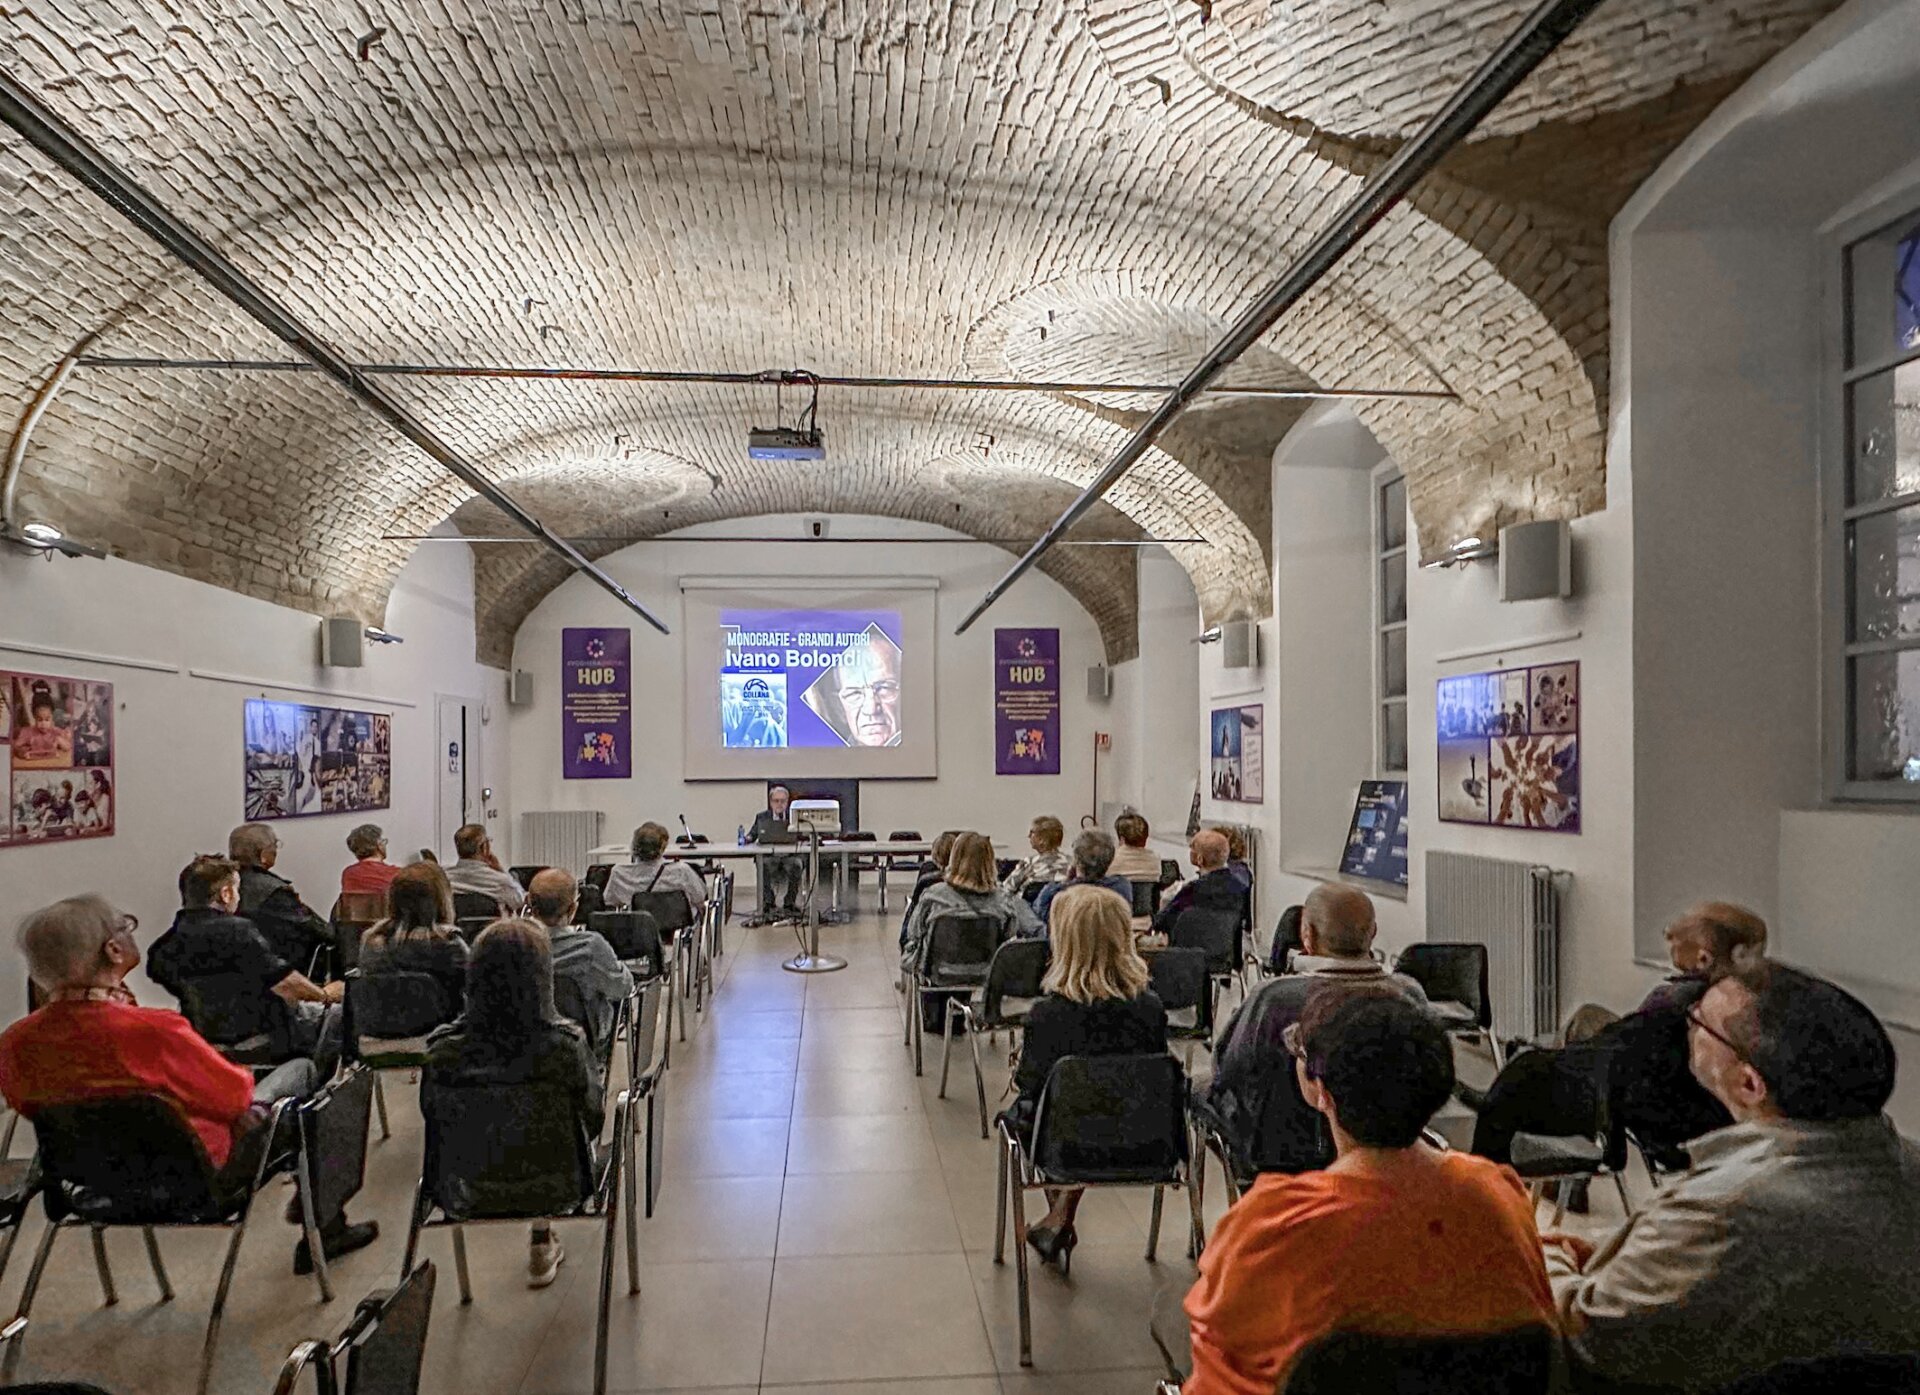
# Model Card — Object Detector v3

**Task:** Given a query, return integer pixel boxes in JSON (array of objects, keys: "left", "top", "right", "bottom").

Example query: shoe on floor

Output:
[
  {"left": 528, "top": 1237, "right": 566, "bottom": 1288},
  {"left": 293, "top": 1218, "right": 379, "bottom": 1275}
]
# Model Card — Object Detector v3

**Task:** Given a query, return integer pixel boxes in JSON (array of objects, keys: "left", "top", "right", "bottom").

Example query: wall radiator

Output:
[
  {"left": 519, "top": 810, "right": 604, "bottom": 877},
  {"left": 1425, "top": 851, "right": 1567, "bottom": 1040}
]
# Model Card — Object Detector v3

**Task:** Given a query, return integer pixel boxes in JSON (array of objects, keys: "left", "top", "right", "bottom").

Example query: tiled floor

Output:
[{"left": 0, "top": 904, "right": 1630, "bottom": 1394}]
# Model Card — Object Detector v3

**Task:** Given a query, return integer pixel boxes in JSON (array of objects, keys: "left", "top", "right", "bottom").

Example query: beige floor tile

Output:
[
  {"left": 662, "top": 1068, "right": 797, "bottom": 1119},
  {"left": 803, "top": 1006, "right": 915, "bottom": 1039},
  {"left": 522, "top": 1257, "right": 773, "bottom": 1392},
  {"left": 791, "top": 1068, "right": 928, "bottom": 1118},
  {"left": 798, "top": 1030, "right": 918, "bottom": 1075},
  {"left": 762, "top": 1381, "right": 1002, "bottom": 1395},
  {"left": 761, "top": 1252, "right": 997, "bottom": 1385},
  {"left": 786, "top": 1114, "right": 943, "bottom": 1175},
  {"left": 663, "top": 1115, "right": 794, "bottom": 1178},
  {"left": 776, "top": 1170, "right": 962, "bottom": 1257},
  {"left": 635, "top": 1174, "right": 784, "bottom": 1261},
  {"left": 963, "top": 1245, "right": 1193, "bottom": 1374}
]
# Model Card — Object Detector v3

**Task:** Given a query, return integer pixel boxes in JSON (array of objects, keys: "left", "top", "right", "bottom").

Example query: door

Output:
[{"left": 436, "top": 695, "right": 475, "bottom": 858}]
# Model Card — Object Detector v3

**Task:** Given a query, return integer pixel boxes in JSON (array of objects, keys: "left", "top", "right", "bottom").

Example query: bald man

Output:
[
  {"left": 525, "top": 868, "right": 632, "bottom": 1071},
  {"left": 1150, "top": 829, "right": 1246, "bottom": 938},
  {"left": 1201, "top": 884, "right": 1429, "bottom": 1175}
]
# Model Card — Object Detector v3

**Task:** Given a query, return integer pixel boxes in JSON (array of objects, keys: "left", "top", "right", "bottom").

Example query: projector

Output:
[{"left": 747, "top": 426, "right": 826, "bottom": 462}]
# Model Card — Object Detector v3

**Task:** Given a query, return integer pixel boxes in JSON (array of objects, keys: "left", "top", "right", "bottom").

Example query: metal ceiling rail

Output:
[
  {"left": 952, "top": 0, "right": 1611, "bottom": 637},
  {"left": 77, "top": 356, "right": 1458, "bottom": 402},
  {"left": 0, "top": 69, "right": 670, "bottom": 634},
  {"left": 385, "top": 533, "right": 1209, "bottom": 546}
]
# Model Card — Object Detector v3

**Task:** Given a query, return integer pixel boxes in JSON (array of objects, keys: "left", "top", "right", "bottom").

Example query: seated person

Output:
[
  {"left": 1034, "top": 829, "right": 1132, "bottom": 926},
  {"left": 901, "top": 831, "right": 1039, "bottom": 971},
  {"left": 150, "top": 855, "right": 346, "bottom": 1075},
  {"left": 1217, "top": 826, "right": 1253, "bottom": 893},
  {"left": 424, "top": 920, "right": 601, "bottom": 1290},
  {"left": 230, "top": 821, "right": 334, "bottom": 972},
  {"left": 1178, "top": 985, "right": 1553, "bottom": 1395},
  {"left": 1545, "top": 962, "right": 1920, "bottom": 1391},
  {"left": 0, "top": 895, "right": 376, "bottom": 1273},
  {"left": 1002, "top": 885, "right": 1166, "bottom": 1269},
  {"left": 1151, "top": 830, "right": 1247, "bottom": 939},
  {"left": 1108, "top": 811, "right": 1160, "bottom": 885},
  {"left": 339, "top": 822, "right": 401, "bottom": 898},
  {"left": 899, "top": 830, "right": 959, "bottom": 949},
  {"left": 1471, "top": 903, "right": 1763, "bottom": 1167},
  {"left": 1000, "top": 815, "right": 1070, "bottom": 894},
  {"left": 526, "top": 869, "right": 632, "bottom": 1070},
  {"left": 604, "top": 821, "right": 709, "bottom": 924},
  {"left": 747, "top": 784, "right": 807, "bottom": 917},
  {"left": 357, "top": 862, "right": 470, "bottom": 1013},
  {"left": 445, "top": 823, "right": 526, "bottom": 915},
  {"left": 1204, "top": 885, "right": 1426, "bottom": 1175}
]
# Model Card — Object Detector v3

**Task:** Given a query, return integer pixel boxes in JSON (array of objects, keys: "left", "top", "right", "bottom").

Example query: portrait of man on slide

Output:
[{"left": 802, "top": 626, "right": 903, "bottom": 747}]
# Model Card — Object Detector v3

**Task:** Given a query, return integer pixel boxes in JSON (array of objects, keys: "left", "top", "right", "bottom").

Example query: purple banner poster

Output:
[
  {"left": 995, "top": 628, "right": 1061, "bottom": 776},
  {"left": 562, "top": 627, "right": 632, "bottom": 779}
]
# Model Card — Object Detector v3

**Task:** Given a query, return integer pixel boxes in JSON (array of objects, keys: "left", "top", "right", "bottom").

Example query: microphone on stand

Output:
[{"left": 678, "top": 813, "right": 695, "bottom": 847}]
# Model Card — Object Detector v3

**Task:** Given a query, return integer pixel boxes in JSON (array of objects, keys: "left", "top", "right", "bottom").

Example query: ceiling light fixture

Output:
[
  {"left": 363, "top": 626, "right": 405, "bottom": 645},
  {"left": 1420, "top": 534, "right": 1500, "bottom": 569}
]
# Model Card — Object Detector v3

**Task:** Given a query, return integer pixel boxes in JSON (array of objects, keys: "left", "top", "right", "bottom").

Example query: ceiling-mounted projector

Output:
[{"left": 747, "top": 425, "right": 826, "bottom": 461}]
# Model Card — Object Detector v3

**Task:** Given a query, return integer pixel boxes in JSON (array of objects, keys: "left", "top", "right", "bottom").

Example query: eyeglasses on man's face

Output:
[{"left": 1686, "top": 1002, "right": 1746, "bottom": 1061}]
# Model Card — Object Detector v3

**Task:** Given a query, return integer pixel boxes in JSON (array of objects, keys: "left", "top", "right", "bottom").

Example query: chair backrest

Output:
[
  {"left": 454, "top": 916, "right": 493, "bottom": 943},
  {"left": 1030, "top": 1053, "right": 1188, "bottom": 1183},
  {"left": 1018, "top": 880, "right": 1048, "bottom": 905},
  {"left": 1268, "top": 904, "right": 1306, "bottom": 973},
  {"left": 582, "top": 863, "right": 613, "bottom": 893},
  {"left": 335, "top": 892, "right": 387, "bottom": 926},
  {"left": 450, "top": 891, "right": 499, "bottom": 923},
  {"left": 922, "top": 912, "right": 1003, "bottom": 977},
  {"left": 995, "top": 858, "right": 1021, "bottom": 883},
  {"left": 1709, "top": 1353, "right": 1920, "bottom": 1395},
  {"left": 980, "top": 938, "right": 1050, "bottom": 1023},
  {"left": 507, "top": 865, "right": 542, "bottom": 892},
  {"left": 629, "top": 889, "right": 694, "bottom": 933},
  {"left": 840, "top": 830, "right": 876, "bottom": 842},
  {"left": 1395, "top": 943, "right": 1492, "bottom": 1029},
  {"left": 887, "top": 829, "right": 922, "bottom": 841},
  {"left": 350, "top": 971, "right": 452, "bottom": 1041},
  {"left": 342, "top": 1260, "right": 438, "bottom": 1395},
  {"left": 419, "top": 1078, "right": 594, "bottom": 1221},
  {"left": 1170, "top": 907, "right": 1241, "bottom": 976},
  {"left": 1281, "top": 1326, "right": 1556, "bottom": 1394},
  {"left": 178, "top": 972, "right": 279, "bottom": 1046},
  {"left": 1158, "top": 859, "right": 1182, "bottom": 888},
  {"left": 573, "top": 883, "right": 605, "bottom": 925},
  {"left": 1129, "top": 879, "right": 1160, "bottom": 918},
  {"left": 588, "top": 911, "right": 666, "bottom": 977},
  {"left": 1146, "top": 947, "right": 1213, "bottom": 1036},
  {"left": 31, "top": 1093, "right": 225, "bottom": 1223}
]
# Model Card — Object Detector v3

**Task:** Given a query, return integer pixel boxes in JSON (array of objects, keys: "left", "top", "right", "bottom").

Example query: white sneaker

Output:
[{"left": 528, "top": 1238, "right": 566, "bottom": 1288}]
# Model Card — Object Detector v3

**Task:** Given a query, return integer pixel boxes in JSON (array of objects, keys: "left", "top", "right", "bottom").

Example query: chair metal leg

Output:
[
  {"left": 198, "top": 1217, "right": 251, "bottom": 1395},
  {"left": 1146, "top": 1185, "right": 1164, "bottom": 1262},
  {"left": 912, "top": 985, "right": 925, "bottom": 1076},
  {"left": 296, "top": 1132, "right": 336, "bottom": 1304},
  {"left": 661, "top": 966, "right": 676, "bottom": 1067},
  {"left": 0, "top": 1218, "right": 24, "bottom": 1298},
  {"left": 938, "top": 1000, "right": 961, "bottom": 1098},
  {"left": 595, "top": 1152, "right": 622, "bottom": 1395},
  {"left": 143, "top": 1226, "right": 174, "bottom": 1302},
  {"left": 1612, "top": 1170, "right": 1633, "bottom": 1217},
  {"left": 625, "top": 1123, "right": 642, "bottom": 1296},
  {"left": 644, "top": 1093, "right": 661, "bottom": 1219},
  {"left": 90, "top": 1225, "right": 117, "bottom": 1306},
  {"left": 6, "top": 1220, "right": 61, "bottom": 1371},
  {"left": 993, "top": 1131, "right": 1009, "bottom": 1264},
  {"left": 400, "top": 1180, "right": 426, "bottom": 1277},
  {"left": 452, "top": 1225, "right": 473, "bottom": 1304},
  {"left": 373, "top": 1071, "right": 392, "bottom": 1141},
  {"left": 1008, "top": 1162, "right": 1033, "bottom": 1367},
  {"left": 1548, "top": 1182, "right": 1569, "bottom": 1230},
  {"left": 968, "top": 1016, "right": 990, "bottom": 1140}
]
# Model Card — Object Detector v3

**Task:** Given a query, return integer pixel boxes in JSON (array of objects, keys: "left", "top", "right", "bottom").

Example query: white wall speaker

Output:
[
  {"left": 508, "top": 670, "right": 535, "bottom": 707},
  {"left": 1498, "top": 520, "right": 1572, "bottom": 602},
  {"left": 1221, "top": 619, "right": 1260, "bottom": 669},
  {"left": 319, "top": 616, "right": 364, "bottom": 668},
  {"left": 1087, "top": 664, "right": 1112, "bottom": 701}
]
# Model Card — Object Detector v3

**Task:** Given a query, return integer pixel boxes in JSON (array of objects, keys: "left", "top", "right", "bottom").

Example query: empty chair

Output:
[
  {"left": 940, "top": 938, "right": 1050, "bottom": 1137},
  {"left": 621, "top": 978, "right": 670, "bottom": 1219},
  {"left": 1147, "top": 947, "right": 1213, "bottom": 1068},
  {"left": 1281, "top": 1327, "right": 1556, "bottom": 1394},
  {"left": 0, "top": 1105, "right": 41, "bottom": 1306},
  {"left": 630, "top": 889, "right": 710, "bottom": 1013},
  {"left": 904, "top": 911, "right": 1004, "bottom": 1075},
  {"left": 272, "top": 1261, "right": 438, "bottom": 1395},
  {"left": 347, "top": 969, "right": 456, "bottom": 1141},
  {"left": 1502, "top": 1045, "right": 1634, "bottom": 1225},
  {"left": 885, "top": 829, "right": 924, "bottom": 872},
  {"left": 1265, "top": 904, "right": 1306, "bottom": 976},
  {"left": 582, "top": 863, "right": 614, "bottom": 895},
  {"left": 450, "top": 891, "right": 499, "bottom": 925},
  {"left": 1170, "top": 906, "right": 1242, "bottom": 983},
  {"left": 589, "top": 911, "right": 679, "bottom": 1055},
  {"left": 1129, "top": 879, "right": 1161, "bottom": 919},
  {"left": 507, "top": 865, "right": 542, "bottom": 892},
  {"left": 175, "top": 972, "right": 284, "bottom": 1071},
  {"left": 1395, "top": 942, "right": 1502, "bottom": 1066}
]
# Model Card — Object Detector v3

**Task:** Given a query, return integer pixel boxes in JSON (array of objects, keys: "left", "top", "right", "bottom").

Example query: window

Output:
[
  {"left": 1833, "top": 211, "right": 1920, "bottom": 796},
  {"left": 1375, "top": 468, "right": 1408, "bottom": 775}
]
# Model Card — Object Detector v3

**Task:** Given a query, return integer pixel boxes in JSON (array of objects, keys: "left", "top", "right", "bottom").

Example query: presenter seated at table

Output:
[
  {"left": 748, "top": 784, "right": 807, "bottom": 917},
  {"left": 605, "top": 821, "right": 709, "bottom": 923}
]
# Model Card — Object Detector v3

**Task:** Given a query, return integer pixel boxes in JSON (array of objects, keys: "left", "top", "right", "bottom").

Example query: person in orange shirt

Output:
[{"left": 1177, "top": 984, "right": 1555, "bottom": 1395}]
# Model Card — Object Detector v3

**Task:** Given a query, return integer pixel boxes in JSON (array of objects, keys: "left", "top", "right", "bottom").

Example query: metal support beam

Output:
[
  {"left": 0, "top": 69, "right": 669, "bottom": 634},
  {"left": 953, "top": 0, "right": 1609, "bottom": 636},
  {"left": 383, "top": 533, "right": 1208, "bottom": 547}
]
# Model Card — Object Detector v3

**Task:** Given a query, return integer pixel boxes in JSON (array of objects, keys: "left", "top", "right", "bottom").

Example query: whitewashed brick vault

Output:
[{"left": 0, "top": 0, "right": 1840, "bottom": 665}]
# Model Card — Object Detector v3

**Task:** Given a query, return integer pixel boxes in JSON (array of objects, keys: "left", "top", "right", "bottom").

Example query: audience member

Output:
[
  {"left": 1179, "top": 986, "right": 1553, "bottom": 1395},
  {"left": 1471, "top": 902, "right": 1765, "bottom": 1167},
  {"left": 1003, "top": 885, "right": 1166, "bottom": 1269},
  {"left": 357, "top": 862, "right": 470, "bottom": 1012},
  {"left": 1150, "top": 830, "right": 1244, "bottom": 938},
  {"left": 150, "top": 855, "right": 346, "bottom": 1075},
  {"left": 747, "top": 784, "right": 807, "bottom": 917},
  {"left": 446, "top": 823, "right": 525, "bottom": 914},
  {"left": 340, "top": 823, "right": 401, "bottom": 897},
  {"left": 1001, "top": 815, "right": 1070, "bottom": 894},
  {"left": 525, "top": 868, "right": 632, "bottom": 1071},
  {"left": 902, "top": 831, "right": 1038, "bottom": 970},
  {"left": 0, "top": 895, "right": 377, "bottom": 1272},
  {"left": 1034, "top": 829, "right": 1131, "bottom": 926},
  {"left": 423, "top": 919, "right": 600, "bottom": 1289},
  {"left": 1204, "top": 885, "right": 1426, "bottom": 1174},
  {"left": 1217, "top": 826, "right": 1252, "bottom": 893},
  {"left": 899, "top": 830, "right": 960, "bottom": 949},
  {"left": 1109, "top": 812, "right": 1160, "bottom": 884},
  {"left": 1545, "top": 962, "right": 1920, "bottom": 1391},
  {"left": 230, "top": 822, "right": 335, "bottom": 972},
  {"left": 604, "top": 821, "right": 708, "bottom": 923}
]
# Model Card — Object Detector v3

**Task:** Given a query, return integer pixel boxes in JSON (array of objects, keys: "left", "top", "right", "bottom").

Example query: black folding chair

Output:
[
  {"left": 453, "top": 917, "right": 493, "bottom": 943},
  {"left": 590, "top": 911, "right": 679, "bottom": 1057},
  {"left": 5, "top": 1091, "right": 335, "bottom": 1395},
  {"left": 328, "top": 894, "right": 386, "bottom": 977},
  {"left": 1503, "top": 1044, "right": 1634, "bottom": 1225},
  {"left": 1263, "top": 904, "right": 1306, "bottom": 976},
  {"left": 273, "top": 1261, "right": 437, "bottom": 1395},
  {"left": 885, "top": 830, "right": 923, "bottom": 873},
  {"left": 176, "top": 973, "right": 283, "bottom": 1071},
  {"left": 1146, "top": 947, "right": 1213, "bottom": 1070},
  {"left": 631, "top": 890, "right": 710, "bottom": 1016},
  {"left": 1129, "top": 879, "right": 1161, "bottom": 919},
  {"left": 940, "top": 939, "right": 1049, "bottom": 1138},
  {"left": 620, "top": 980, "right": 669, "bottom": 1219},
  {"left": 1017, "top": 881, "right": 1049, "bottom": 906},
  {"left": 905, "top": 912, "right": 1004, "bottom": 1076},
  {"left": 450, "top": 891, "right": 500, "bottom": 925},
  {"left": 993, "top": 1053, "right": 1198, "bottom": 1367},
  {"left": 574, "top": 882, "right": 606, "bottom": 926},
  {"left": 347, "top": 970, "right": 455, "bottom": 1141},
  {"left": 1157, "top": 859, "right": 1182, "bottom": 888},
  {"left": 0, "top": 1104, "right": 42, "bottom": 1327},
  {"left": 1169, "top": 907, "right": 1242, "bottom": 1006},
  {"left": 1396, "top": 942, "right": 1504, "bottom": 1067},
  {"left": 507, "top": 865, "right": 543, "bottom": 892},
  {"left": 582, "top": 863, "right": 614, "bottom": 896},
  {"left": 402, "top": 1078, "right": 635, "bottom": 1395},
  {"left": 1281, "top": 1326, "right": 1555, "bottom": 1394}
]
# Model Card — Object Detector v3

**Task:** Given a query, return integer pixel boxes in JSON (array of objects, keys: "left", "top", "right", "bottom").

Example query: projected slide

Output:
[{"left": 722, "top": 610, "right": 904, "bottom": 749}]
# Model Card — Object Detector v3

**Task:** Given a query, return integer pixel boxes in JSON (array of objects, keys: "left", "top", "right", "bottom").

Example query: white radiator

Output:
[
  {"left": 1424, "top": 851, "right": 1566, "bottom": 1039},
  {"left": 519, "top": 810, "right": 604, "bottom": 878}
]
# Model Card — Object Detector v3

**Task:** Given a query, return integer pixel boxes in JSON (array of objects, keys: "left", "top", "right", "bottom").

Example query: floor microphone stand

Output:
[{"left": 782, "top": 827, "right": 847, "bottom": 973}]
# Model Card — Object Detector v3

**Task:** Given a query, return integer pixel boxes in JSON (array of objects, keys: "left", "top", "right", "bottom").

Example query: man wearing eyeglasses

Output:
[
  {"left": 1543, "top": 963, "right": 1920, "bottom": 1391},
  {"left": 229, "top": 821, "right": 334, "bottom": 971}
]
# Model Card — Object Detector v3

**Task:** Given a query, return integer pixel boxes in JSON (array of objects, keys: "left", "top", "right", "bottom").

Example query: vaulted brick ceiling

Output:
[{"left": 0, "top": 0, "right": 1840, "bottom": 663}]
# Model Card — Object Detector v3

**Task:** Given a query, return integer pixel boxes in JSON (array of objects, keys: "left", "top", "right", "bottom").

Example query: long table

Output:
[{"left": 587, "top": 838, "right": 938, "bottom": 912}]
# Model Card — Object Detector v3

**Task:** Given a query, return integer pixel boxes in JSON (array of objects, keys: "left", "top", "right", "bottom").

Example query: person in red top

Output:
[
  {"left": 340, "top": 823, "right": 401, "bottom": 898},
  {"left": 1174, "top": 984, "right": 1555, "bottom": 1395}
]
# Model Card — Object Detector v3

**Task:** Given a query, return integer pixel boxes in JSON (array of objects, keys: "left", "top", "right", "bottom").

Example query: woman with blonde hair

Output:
[
  {"left": 901, "top": 830, "right": 1038, "bottom": 971},
  {"left": 1003, "top": 883, "right": 1167, "bottom": 1268}
]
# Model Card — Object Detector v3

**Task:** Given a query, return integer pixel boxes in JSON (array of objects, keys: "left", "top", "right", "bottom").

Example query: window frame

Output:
[
  {"left": 1372, "top": 462, "right": 1408, "bottom": 778},
  {"left": 1824, "top": 187, "right": 1920, "bottom": 802}
]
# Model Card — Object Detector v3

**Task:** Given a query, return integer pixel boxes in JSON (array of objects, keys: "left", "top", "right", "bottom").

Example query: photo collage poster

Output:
[
  {"left": 1436, "top": 661, "right": 1580, "bottom": 832},
  {"left": 1208, "top": 703, "right": 1264, "bottom": 803},
  {"left": 244, "top": 698, "right": 392, "bottom": 820},
  {"left": 2, "top": 669, "right": 115, "bottom": 847}
]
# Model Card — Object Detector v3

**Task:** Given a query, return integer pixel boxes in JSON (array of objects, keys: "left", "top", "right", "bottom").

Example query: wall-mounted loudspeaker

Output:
[
  {"left": 1087, "top": 664, "right": 1112, "bottom": 702},
  {"left": 1499, "top": 520, "right": 1572, "bottom": 602},
  {"left": 319, "top": 617, "right": 364, "bottom": 668},
  {"left": 1221, "top": 619, "right": 1260, "bottom": 670},
  {"left": 508, "top": 670, "right": 535, "bottom": 707}
]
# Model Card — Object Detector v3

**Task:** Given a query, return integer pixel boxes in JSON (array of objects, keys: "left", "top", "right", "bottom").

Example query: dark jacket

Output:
[
  {"left": 1034, "top": 874, "right": 1134, "bottom": 926},
  {"left": 1011, "top": 990, "right": 1168, "bottom": 1127},
  {"left": 357, "top": 926, "right": 470, "bottom": 1018},
  {"left": 1151, "top": 866, "right": 1247, "bottom": 938},
  {"left": 148, "top": 906, "right": 301, "bottom": 1053},
  {"left": 423, "top": 1018, "right": 603, "bottom": 1138},
  {"left": 238, "top": 866, "right": 333, "bottom": 970}
]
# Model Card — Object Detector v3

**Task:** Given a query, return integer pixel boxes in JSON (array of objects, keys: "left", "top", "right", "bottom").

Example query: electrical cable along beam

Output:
[
  {"left": 0, "top": 69, "right": 669, "bottom": 635},
  {"left": 952, "top": 0, "right": 1611, "bottom": 637}
]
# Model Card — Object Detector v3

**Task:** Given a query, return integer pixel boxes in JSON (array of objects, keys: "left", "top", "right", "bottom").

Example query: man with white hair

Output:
[
  {"left": 230, "top": 821, "right": 334, "bottom": 970},
  {"left": 1150, "top": 829, "right": 1245, "bottom": 938}
]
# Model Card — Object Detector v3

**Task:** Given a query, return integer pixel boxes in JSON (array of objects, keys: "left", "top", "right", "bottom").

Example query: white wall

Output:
[
  {"left": 0, "top": 539, "right": 509, "bottom": 1006},
  {"left": 507, "top": 515, "right": 1136, "bottom": 853},
  {"left": 1111, "top": 546, "right": 1201, "bottom": 844}
]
